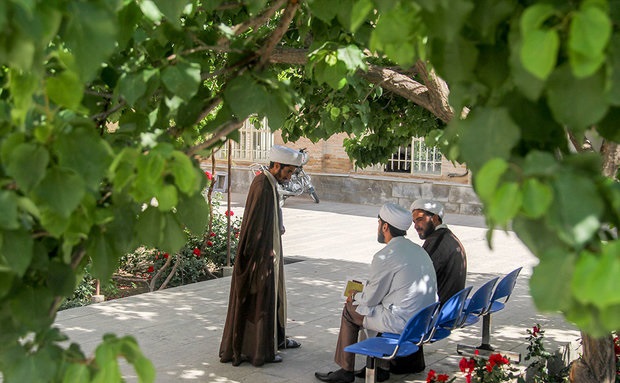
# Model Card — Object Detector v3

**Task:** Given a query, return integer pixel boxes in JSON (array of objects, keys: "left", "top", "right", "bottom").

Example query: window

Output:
[
  {"left": 384, "top": 137, "right": 442, "bottom": 175},
  {"left": 216, "top": 118, "right": 274, "bottom": 161}
]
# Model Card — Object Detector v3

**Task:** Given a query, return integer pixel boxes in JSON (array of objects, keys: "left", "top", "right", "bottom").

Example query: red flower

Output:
[
  {"left": 206, "top": 240, "right": 214, "bottom": 247},
  {"left": 465, "top": 375, "right": 472, "bottom": 383},
  {"left": 613, "top": 336, "right": 620, "bottom": 356},
  {"left": 437, "top": 374, "right": 449, "bottom": 382},
  {"left": 532, "top": 325, "right": 540, "bottom": 337},
  {"left": 163, "top": 252, "right": 169, "bottom": 259},
  {"left": 426, "top": 369, "right": 436, "bottom": 383},
  {"left": 210, "top": 232, "right": 216, "bottom": 237},
  {"left": 225, "top": 210, "right": 234, "bottom": 216},
  {"left": 205, "top": 171, "right": 213, "bottom": 180},
  {"left": 147, "top": 266, "right": 154, "bottom": 273},
  {"left": 459, "top": 357, "right": 475, "bottom": 373},
  {"left": 193, "top": 248, "right": 201, "bottom": 257},
  {"left": 155, "top": 255, "right": 159, "bottom": 260},
  {"left": 487, "top": 353, "right": 510, "bottom": 372}
]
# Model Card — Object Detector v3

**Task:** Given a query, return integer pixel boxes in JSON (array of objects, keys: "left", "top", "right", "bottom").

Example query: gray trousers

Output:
[{"left": 334, "top": 301, "right": 389, "bottom": 371}]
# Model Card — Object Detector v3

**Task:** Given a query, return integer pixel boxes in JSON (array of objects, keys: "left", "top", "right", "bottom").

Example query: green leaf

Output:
[
  {"left": 136, "top": 207, "right": 164, "bottom": 248},
  {"left": 169, "top": 151, "right": 198, "bottom": 195},
  {"left": 8, "top": 69, "right": 38, "bottom": 124},
  {"left": 308, "top": 0, "right": 338, "bottom": 23},
  {"left": 488, "top": 182, "right": 522, "bottom": 227},
  {"left": 64, "top": 2, "right": 117, "bottom": 81},
  {"left": 0, "top": 230, "right": 33, "bottom": 277},
  {"left": 568, "top": 6, "right": 611, "bottom": 77},
  {"left": 420, "top": 0, "right": 474, "bottom": 43},
  {"left": 336, "top": 45, "right": 367, "bottom": 72},
  {"left": 175, "top": 192, "right": 210, "bottom": 236},
  {"left": 152, "top": 0, "right": 187, "bottom": 28},
  {"left": 458, "top": 107, "right": 521, "bottom": 172},
  {"left": 62, "top": 363, "right": 90, "bottom": 383},
  {"left": 572, "top": 242, "right": 620, "bottom": 308},
  {"left": 369, "top": 5, "right": 419, "bottom": 67},
  {"left": 520, "top": 3, "right": 556, "bottom": 34},
  {"left": 0, "top": 271, "right": 14, "bottom": 299},
  {"left": 47, "top": 261, "right": 77, "bottom": 297},
  {"left": 0, "top": 191, "right": 20, "bottom": 230},
  {"left": 523, "top": 150, "right": 559, "bottom": 176},
  {"left": 520, "top": 29, "right": 559, "bottom": 80},
  {"left": 546, "top": 64, "right": 609, "bottom": 133},
  {"left": 349, "top": 0, "right": 373, "bottom": 32},
  {"left": 608, "top": 34, "right": 620, "bottom": 105},
  {"left": 32, "top": 167, "right": 86, "bottom": 218},
  {"left": 598, "top": 107, "right": 620, "bottom": 142},
  {"left": 313, "top": 59, "right": 348, "bottom": 90},
  {"left": 161, "top": 61, "right": 201, "bottom": 102},
  {"left": 155, "top": 184, "right": 178, "bottom": 211},
  {"left": 473, "top": 158, "right": 508, "bottom": 204},
  {"left": 9, "top": 286, "right": 54, "bottom": 330},
  {"left": 5, "top": 142, "right": 49, "bottom": 192},
  {"left": 87, "top": 228, "right": 121, "bottom": 281},
  {"left": 522, "top": 178, "right": 553, "bottom": 218},
  {"left": 223, "top": 74, "right": 269, "bottom": 119},
  {"left": 55, "top": 128, "right": 113, "bottom": 190},
  {"left": 45, "top": 70, "right": 84, "bottom": 110},
  {"left": 530, "top": 248, "right": 575, "bottom": 312},
  {"left": 548, "top": 171, "right": 603, "bottom": 246},
  {"left": 118, "top": 69, "right": 158, "bottom": 107},
  {"left": 160, "top": 214, "right": 187, "bottom": 254}
]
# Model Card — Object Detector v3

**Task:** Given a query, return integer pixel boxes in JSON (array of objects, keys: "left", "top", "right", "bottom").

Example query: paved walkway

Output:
[{"left": 55, "top": 193, "right": 581, "bottom": 382}]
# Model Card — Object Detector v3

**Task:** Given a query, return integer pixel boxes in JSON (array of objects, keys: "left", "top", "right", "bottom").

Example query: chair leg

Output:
[
  {"left": 456, "top": 314, "right": 521, "bottom": 363},
  {"left": 365, "top": 356, "right": 377, "bottom": 383},
  {"left": 480, "top": 313, "right": 493, "bottom": 350}
]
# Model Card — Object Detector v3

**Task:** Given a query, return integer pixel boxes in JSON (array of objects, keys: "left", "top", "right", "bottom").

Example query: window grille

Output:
[
  {"left": 216, "top": 118, "right": 274, "bottom": 161},
  {"left": 385, "top": 137, "right": 442, "bottom": 175}
]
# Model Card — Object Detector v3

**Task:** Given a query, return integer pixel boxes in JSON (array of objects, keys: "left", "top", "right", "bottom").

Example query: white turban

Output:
[
  {"left": 269, "top": 145, "right": 303, "bottom": 167},
  {"left": 410, "top": 199, "right": 444, "bottom": 219},
  {"left": 379, "top": 203, "right": 412, "bottom": 231}
]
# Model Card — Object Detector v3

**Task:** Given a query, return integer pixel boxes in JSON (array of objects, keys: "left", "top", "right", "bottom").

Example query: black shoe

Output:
[
  {"left": 314, "top": 368, "right": 354, "bottom": 383},
  {"left": 353, "top": 366, "right": 390, "bottom": 382},
  {"left": 266, "top": 354, "right": 283, "bottom": 363},
  {"left": 278, "top": 338, "right": 302, "bottom": 349}
]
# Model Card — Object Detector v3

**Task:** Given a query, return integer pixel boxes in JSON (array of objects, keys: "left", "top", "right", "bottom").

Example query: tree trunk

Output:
[
  {"left": 570, "top": 334, "right": 615, "bottom": 383},
  {"left": 570, "top": 142, "right": 619, "bottom": 382}
]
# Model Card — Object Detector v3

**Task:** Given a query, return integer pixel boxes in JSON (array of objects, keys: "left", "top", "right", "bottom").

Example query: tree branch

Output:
[
  {"left": 257, "top": 0, "right": 300, "bottom": 69},
  {"left": 217, "top": 0, "right": 288, "bottom": 46},
  {"left": 188, "top": 119, "right": 245, "bottom": 156},
  {"left": 269, "top": 48, "right": 453, "bottom": 123}
]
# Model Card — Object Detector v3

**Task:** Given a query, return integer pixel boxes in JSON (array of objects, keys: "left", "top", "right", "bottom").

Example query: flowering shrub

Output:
[
  {"left": 457, "top": 351, "right": 518, "bottom": 383},
  {"left": 117, "top": 193, "right": 242, "bottom": 291},
  {"left": 428, "top": 324, "right": 574, "bottom": 383}
]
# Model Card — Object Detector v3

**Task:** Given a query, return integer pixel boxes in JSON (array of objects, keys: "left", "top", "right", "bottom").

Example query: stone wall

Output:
[{"left": 222, "top": 166, "right": 483, "bottom": 215}]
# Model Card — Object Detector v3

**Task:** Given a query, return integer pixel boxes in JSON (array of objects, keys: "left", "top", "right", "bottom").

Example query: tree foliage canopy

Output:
[{"left": 0, "top": 0, "right": 619, "bottom": 381}]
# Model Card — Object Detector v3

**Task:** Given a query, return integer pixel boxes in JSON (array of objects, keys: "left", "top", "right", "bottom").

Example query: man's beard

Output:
[
  {"left": 418, "top": 224, "right": 435, "bottom": 239},
  {"left": 377, "top": 230, "right": 385, "bottom": 244}
]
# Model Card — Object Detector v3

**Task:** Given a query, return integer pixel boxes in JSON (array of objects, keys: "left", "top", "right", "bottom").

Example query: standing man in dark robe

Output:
[{"left": 219, "top": 145, "right": 303, "bottom": 367}]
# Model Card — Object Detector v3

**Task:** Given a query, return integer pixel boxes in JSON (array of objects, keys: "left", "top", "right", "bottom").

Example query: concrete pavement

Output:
[{"left": 55, "top": 193, "right": 581, "bottom": 382}]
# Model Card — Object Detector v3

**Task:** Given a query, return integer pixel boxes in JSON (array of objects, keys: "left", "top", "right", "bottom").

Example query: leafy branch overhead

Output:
[{"left": 0, "top": 0, "right": 619, "bottom": 382}]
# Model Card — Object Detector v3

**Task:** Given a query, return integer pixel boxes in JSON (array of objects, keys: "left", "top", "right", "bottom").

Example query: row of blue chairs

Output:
[{"left": 344, "top": 267, "right": 523, "bottom": 383}]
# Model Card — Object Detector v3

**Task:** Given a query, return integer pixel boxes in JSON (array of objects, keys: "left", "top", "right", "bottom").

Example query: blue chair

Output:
[
  {"left": 344, "top": 302, "right": 440, "bottom": 383},
  {"left": 457, "top": 277, "right": 500, "bottom": 327},
  {"left": 456, "top": 268, "right": 523, "bottom": 362},
  {"left": 425, "top": 286, "right": 472, "bottom": 343}
]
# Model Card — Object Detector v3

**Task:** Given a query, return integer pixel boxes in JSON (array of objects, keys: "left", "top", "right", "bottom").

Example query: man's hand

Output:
[{"left": 346, "top": 290, "right": 356, "bottom": 303}]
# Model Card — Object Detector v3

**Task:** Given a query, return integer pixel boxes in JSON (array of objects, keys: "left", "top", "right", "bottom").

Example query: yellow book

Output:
[{"left": 343, "top": 280, "right": 364, "bottom": 297}]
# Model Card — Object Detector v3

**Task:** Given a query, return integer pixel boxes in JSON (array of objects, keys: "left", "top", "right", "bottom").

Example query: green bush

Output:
[{"left": 61, "top": 194, "right": 242, "bottom": 309}]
